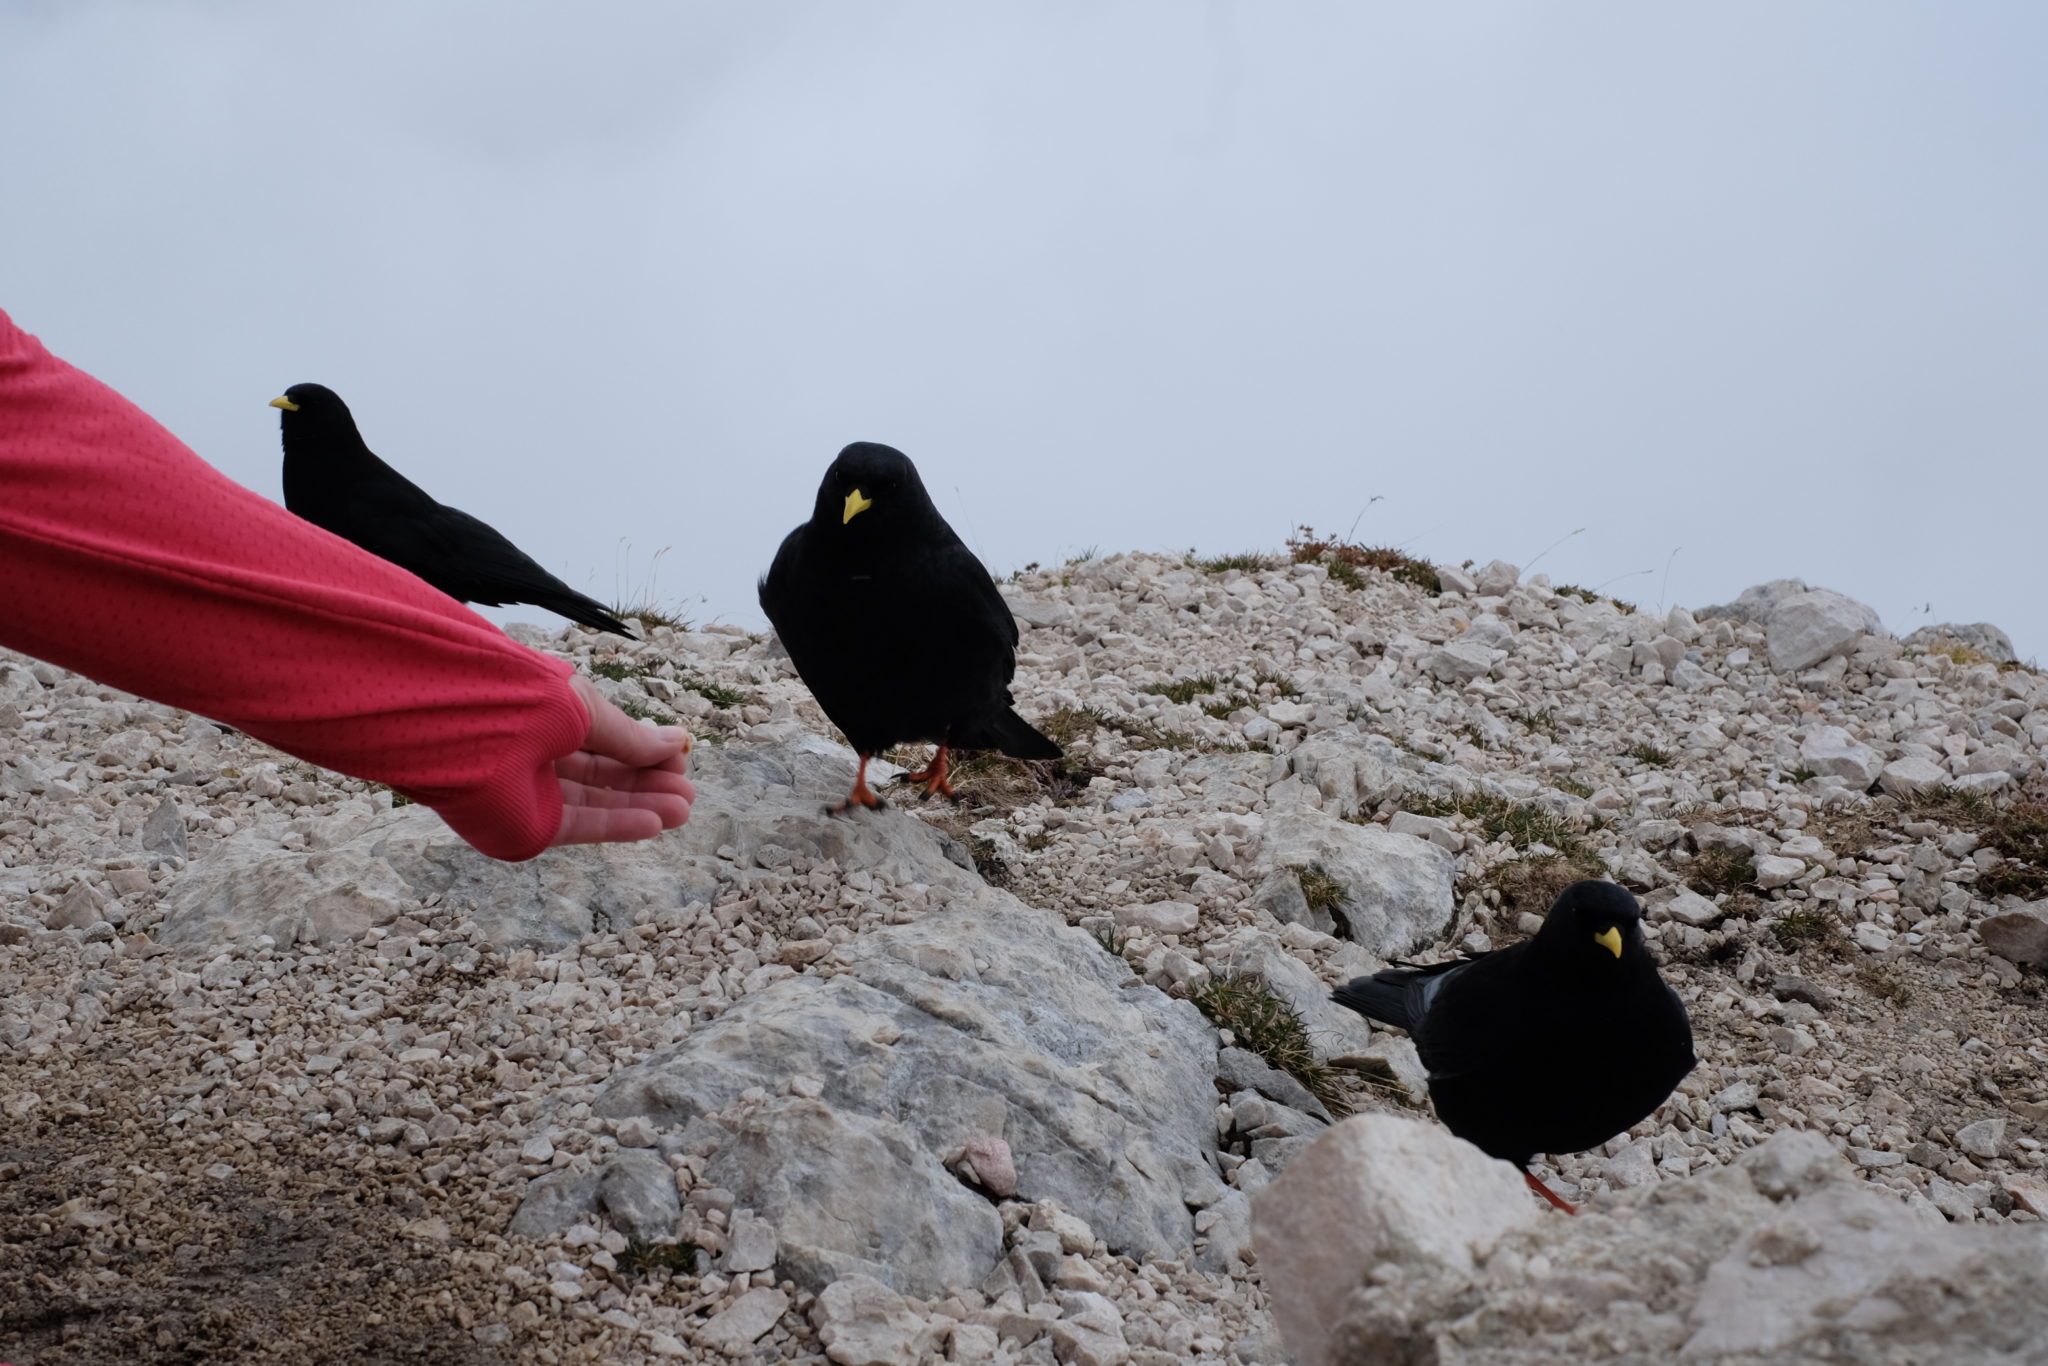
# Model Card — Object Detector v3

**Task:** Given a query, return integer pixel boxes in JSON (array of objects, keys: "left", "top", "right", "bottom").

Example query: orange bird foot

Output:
[
  {"left": 1524, "top": 1169, "right": 1578, "bottom": 1215},
  {"left": 829, "top": 754, "right": 887, "bottom": 814},
  {"left": 900, "top": 746, "right": 956, "bottom": 801}
]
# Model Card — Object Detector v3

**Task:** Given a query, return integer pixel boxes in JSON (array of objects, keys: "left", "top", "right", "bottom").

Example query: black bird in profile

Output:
[
  {"left": 271, "top": 383, "right": 633, "bottom": 638},
  {"left": 759, "top": 442, "right": 1061, "bottom": 811},
  {"left": 1333, "top": 879, "right": 1695, "bottom": 1213}
]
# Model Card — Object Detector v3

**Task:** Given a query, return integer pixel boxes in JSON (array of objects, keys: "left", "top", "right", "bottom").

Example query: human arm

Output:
[{"left": 0, "top": 307, "right": 689, "bottom": 860}]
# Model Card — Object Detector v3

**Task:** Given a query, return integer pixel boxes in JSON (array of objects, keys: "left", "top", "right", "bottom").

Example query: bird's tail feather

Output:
[
  {"left": 539, "top": 592, "right": 636, "bottom": 639},
  {"left": 953, "top": 707, "right": 1063, "bottom": 761},
  {"left": 1332, "top": 972, "right": 1417, "bottom": 1031}
]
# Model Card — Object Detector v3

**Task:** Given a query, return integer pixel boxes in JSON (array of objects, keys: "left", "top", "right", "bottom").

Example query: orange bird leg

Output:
[
  {"left": 831, "top": 752, "right": 886, "bottom": 814},
  {"left": 1524, "top": 1169, "right": 1578, "bottom": 1215},
  {"left": 901, "top": 745, "right": 956, "bottom": 801}
]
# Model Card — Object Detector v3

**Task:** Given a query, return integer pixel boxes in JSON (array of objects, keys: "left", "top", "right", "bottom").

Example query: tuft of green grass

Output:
[
  {"left": 1184, "top": 973, "right": 1351, "bottom": 1118},
  {"left": 969, "top": 838, "right": 1012, "bottom": 887},
  {"left": 1769, "top": 907, "right": 1838, "bottom": 953},
  {"left": 1142, "top": 676, "right": 1221, "bottom": 705},
  {"left": 1551, "top": 777, "right": 1594, "bottom": 799},
  {"left": 616, "top": 1239, "right": 702, "bottom": 1279},
  {"left": 1513, "top": 708, "right": 1563, "bottom": 740},
  {"left": 1483, "top": 851, "right": 1608, "bottom": 916},
  {"left": 1041, "top": 704, "right": 1232, "bottom": 755},
  {"left": 1090, "top": 923, "right": 1123, "bottom": 956},
  {"left": 1285, "top": 527, "right": 1441, "bottom": 596},
  {"left": 1899, "top": 791, "right": 2048, "bottom": 900},
  {"left": 1625, "top": 742, "right": 1673, "bottom": 768},
  {"left": 1786, "top": 766, "right": 1818, "bottom": 785},
  {"left": 1688, "top": 846, "right": 1757, "bottom": 898},
  {"left": 1252, "top": 669, "right": 1301, "bottom": 698},
  {"left": 680, "top": 676, "right": 749, "bottom": 709},
  {"left": 1197, "top": 552, "right": 1277, "bottom": 575},
  {"left": 1856, "top": 965, "right": 1914, "bottom": 1007},
  {"left": 1404, "top": 791, "right": 1588, "bottom": 855},
  {"left": 1553, "top": 583, "right": 1637, "bottom": 613},
  {"left": 590, "top": 657, "right": 645, "bottom": 682},
  {"left": 1454, "top": 722, "right": 1496, "bottom": 752},
  {"left": 614, "top": 696, "right": 677, "bottom": 726},
  {"left": 1294, "top": 864, "right": 1348, "bottom": 916},
  {"left": 1201, "top": 692, "right": 1255, "bottom": 720},
  {"left": 612, "top": 603, "right": 688, "bottom": 632}
]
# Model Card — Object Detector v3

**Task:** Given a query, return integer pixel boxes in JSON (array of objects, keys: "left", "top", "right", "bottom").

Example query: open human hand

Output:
[{"left": 549, "top": 674, "right": 696, "bottom": 847}]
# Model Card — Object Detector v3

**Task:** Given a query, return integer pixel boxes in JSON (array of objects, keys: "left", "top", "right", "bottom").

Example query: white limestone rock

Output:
[{"left": 1252, "top": 1115, "right": 1535, "bottom": 1366}]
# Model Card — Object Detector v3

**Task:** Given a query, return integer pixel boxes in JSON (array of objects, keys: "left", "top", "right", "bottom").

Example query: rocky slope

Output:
[{"left": 2, "top": 549, "right": 2046, "bottom": 1364}]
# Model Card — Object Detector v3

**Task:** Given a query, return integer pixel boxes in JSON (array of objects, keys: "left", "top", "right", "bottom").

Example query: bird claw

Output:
[{"left": 828, "top": 795, "right": 886, "bottom": 816}]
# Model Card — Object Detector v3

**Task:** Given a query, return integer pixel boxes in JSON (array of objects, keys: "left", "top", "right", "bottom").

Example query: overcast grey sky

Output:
[{"left": 5, "top": 3, "right": 2044, "bottom": 659}]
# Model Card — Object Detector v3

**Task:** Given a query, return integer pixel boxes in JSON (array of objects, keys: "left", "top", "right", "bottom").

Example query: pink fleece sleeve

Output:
[{"left": 0, "top": 308, "right": 589, "bottom": 861}]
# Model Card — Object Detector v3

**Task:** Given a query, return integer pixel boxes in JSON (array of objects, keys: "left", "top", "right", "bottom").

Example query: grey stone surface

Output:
[
  {"left": 1766, "top": 589, "right": 1886, "bottom": 673},
  {"left": 1252, "top": 810, "right": 1454, "bottom": 957},
  {"left": 811, "top": 1274, "right": 938, "bottom": 1366},
  {"left": 698, "top": 1097, "right": 1002, "bottom": 1296},
  {"left": 160, "top": 737, "right": 959, "bottom": 951},
  {"left": 1798, "top": 725, "right": 1884, "bottom": 788},
  {"left": 696, "top": 1287, "right": 790, "bottom": 1354},
  {"left": 1879, "top": 755, "right": 1951, "bottom": 798},
  {"left": 597, "top": 1147, "right": 681, "bottom": 1243},
  {"left": 1698, "top": 577, "right": 1813, "bottom": 626},
  {"left": 1218, "top": 1046, "right": 1332, "bottom": 1122},
  {"left": 1906, "top": 621, "right": 2018, "bottom": 664},
  {"left": 141, "top": 796, "right": 189, "bottom": 861},
  {"left": 1978, "top": 907, "right": 2048, "bottom": 964},
  {"left": 505, "top": 1168, "right": 601, "bottom": 1239},
  {"left": 1252, "top": 1115, "right": 1535, "bottom": 1366},
  {"left": 1297, "top": 1129, "right": 2048, "bottom": 1366},
  {"left": 1286, "top": 729, "right": 1408, "bottom": 819},
  {"left": 585, "top": 892, "right": 1224, "bottom": 1295}
]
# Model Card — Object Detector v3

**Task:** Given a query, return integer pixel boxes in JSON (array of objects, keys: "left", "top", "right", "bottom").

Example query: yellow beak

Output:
[
  {"left": 1594, "top": 926, "right": 1623, "bottom": 958},
  {"left": 842, "top": 488, "right": 873, "bottom": 524},
  {"left": 269, "top": 396, "right": 300, "bottom": 412}
]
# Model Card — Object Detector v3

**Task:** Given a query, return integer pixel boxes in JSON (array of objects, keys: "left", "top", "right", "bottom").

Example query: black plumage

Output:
[
  {"left": 1333, "top": 879, "right": 1695, "bottom": 1211},
  {"left": 271, "top": 383, "right": 633, "bottom": 638},
  {"left": 758, "top": 442, "right": 1060, "bottom": 810}
]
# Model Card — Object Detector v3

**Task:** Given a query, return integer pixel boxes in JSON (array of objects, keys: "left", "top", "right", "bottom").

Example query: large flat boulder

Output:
[{"left": 586, "top": 896, "right": 1228, "bottom": 1296}]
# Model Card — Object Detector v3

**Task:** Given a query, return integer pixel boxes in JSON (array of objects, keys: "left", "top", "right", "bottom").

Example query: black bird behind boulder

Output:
[
  {"left": 758, "top": 441, "right": 1060, "bottom": 811},
  {"left": 1333, "top": 879, "right": 1695, "bottom": 1212},
  {"left": 271, "top": 383, "right": 633, "bottom": 638}
]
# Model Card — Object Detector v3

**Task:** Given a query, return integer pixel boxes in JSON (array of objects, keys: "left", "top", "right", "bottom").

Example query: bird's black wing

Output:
[
  {"left": 1332, "top": 955, "right": 1477, "bottom": 1036},
  {"left": 346, "top": 494, "right": 629, "bottom": 635},
  {"left": 1404, "top": 945, "right": 1539, "bottom": 1083}
]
